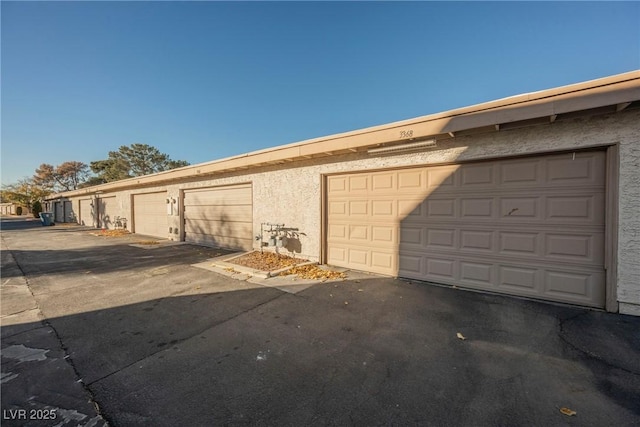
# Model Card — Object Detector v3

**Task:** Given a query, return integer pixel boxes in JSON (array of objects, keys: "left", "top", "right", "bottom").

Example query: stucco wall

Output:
[{"left": 67, "top": 109, "right": 639, "bottom": 312}]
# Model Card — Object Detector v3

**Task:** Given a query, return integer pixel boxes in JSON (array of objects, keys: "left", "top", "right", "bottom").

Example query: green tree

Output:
[
  {"left": 34, "top": 161, "right": 90, "bottom": 192},
  {"left": 1, "top": 178, "right": 51, "bottom": 211},
  {"left": 32, "top": 200, "right": 43, "bottom": 218},
  {"left": 78, "top": 176, "right": 107, "bottom": 188},
  {"left": 90, "top": 143, "right": 189, "bottom": 183},
  {"left": 89, "top": 158, "right": 131, "bottom": 183}
]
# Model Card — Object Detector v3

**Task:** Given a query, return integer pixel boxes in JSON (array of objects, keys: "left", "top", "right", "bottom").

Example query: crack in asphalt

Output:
[
  {"left": 2, "top": 238, "right": 111, "bottom": 426},
  {"left": 557, "top": 311, "right": 640, "bottom": 376},
  {"left": 84, "top": 290, "right": 287, "bottom": 387}
]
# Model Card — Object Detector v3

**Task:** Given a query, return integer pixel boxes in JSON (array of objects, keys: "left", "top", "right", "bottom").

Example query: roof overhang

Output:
[{"left": 49, "top": 70, "right": 640, "bottom": 200}]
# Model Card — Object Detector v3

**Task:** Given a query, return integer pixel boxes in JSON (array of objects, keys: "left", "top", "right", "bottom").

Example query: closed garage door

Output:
[
  {"left": 64, "top": 201, "right": 74, "bottom": 222},
  {"left": 133, "top": 192, "right": 167, "bottom": 238},
  {"left": 183, "top": 183, "right": 253, "bottom": 250},
  {"left": 327, "top": 150, "right": 606, "bottom": 308},
  {"left": 80, "top": 199, "right": 93, "bottom": 226},
  {"left": 98, "top": 196, "right": 117, "bottom": 229},
  {"left": 54, "top": 202, "right": 64, "bottom": 223}
]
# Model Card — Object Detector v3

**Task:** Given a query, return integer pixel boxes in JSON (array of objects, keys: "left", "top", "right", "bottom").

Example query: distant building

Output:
[{"left": 0, "top": 203, "right": 25, "bottom": 215}]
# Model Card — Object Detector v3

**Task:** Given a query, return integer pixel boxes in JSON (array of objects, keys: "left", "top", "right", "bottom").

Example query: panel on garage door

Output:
[
  {"left": 327, "top": 151, "right": 606, "bottom": 308},
  {"left": 79, "top": 199, "right": 93, "bottom": 226},
  {"left": 98, "top": 196, "right": 117, "bottom": 229},
  {"left": 133, "top": 192, "right": 168, "bottom": 238},
  {"left": 183, "top": 184, "right": 253, "bottom": 250}
]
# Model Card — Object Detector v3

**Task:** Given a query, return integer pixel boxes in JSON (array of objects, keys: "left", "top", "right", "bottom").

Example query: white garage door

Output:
[
  {"left": 79, "top": 199, "right": 93, "bottom": 226},
  {"left": 133, "top": 192, "right": 168, "bottom": 238},
  {"left": 183, "top": 184, "right": 253, "bottom": 250},
  {"left": 327, "top": 150, "right": 606, "bottom": 308},
  {"left": 97, "top": 196, "right": 117, "bottom": 229}
]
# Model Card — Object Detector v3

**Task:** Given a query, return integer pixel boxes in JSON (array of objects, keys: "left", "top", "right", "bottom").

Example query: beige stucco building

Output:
[{"left": 47, "top": 71, "right": 640, "bottom": 315}]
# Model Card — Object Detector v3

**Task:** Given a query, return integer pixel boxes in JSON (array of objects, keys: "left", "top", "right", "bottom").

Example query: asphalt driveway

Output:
[{"left": 1, "top": 218, "right": 639, "bottom": 426}]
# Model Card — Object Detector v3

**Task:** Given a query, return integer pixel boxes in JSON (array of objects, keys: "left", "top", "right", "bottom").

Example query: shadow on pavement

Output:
[
  {"left": 2, "top": 277, "right": 639, "bottom": 426},
  {"left": 2, "top": 243, "right": 233, "bottom": 279},
  {"left": 2, "top": 219, "right": 639, "bottom": 426},
  {"left": 1, "top": 218, "right": 45, "bottom": 231}
]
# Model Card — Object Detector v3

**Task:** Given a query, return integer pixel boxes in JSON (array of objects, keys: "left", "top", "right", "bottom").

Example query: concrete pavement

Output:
[{"left": 2, "top": 219, "right": 639, "bottom": 426}]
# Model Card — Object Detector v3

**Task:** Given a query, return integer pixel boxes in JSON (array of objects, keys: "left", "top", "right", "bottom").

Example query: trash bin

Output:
[{"left": 40, "top": 212, "right": 54, "bottom": 226}]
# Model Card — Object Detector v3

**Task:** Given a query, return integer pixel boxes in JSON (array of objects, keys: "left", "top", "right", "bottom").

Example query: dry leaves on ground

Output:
[
  {"left": 280, "top": 264, "right": 347, "bottom": 280},
  {"left": 228, "top": 251, "right": 309, "bottom": 272},
  {"left": 91, "top": 229, "right": 131, "bottom": 237},
  {"left": 560, "top": 407, "right": 577, "bottom": 416}
]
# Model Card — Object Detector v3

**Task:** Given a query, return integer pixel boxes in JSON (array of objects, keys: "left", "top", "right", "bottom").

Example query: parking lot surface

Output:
[{"left": 1, "top": 218, "right": 639, "bottom": 426}]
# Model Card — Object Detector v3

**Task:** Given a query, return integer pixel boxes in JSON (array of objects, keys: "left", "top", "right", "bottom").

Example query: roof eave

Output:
[{"left": 49, "top": 70, "right": 640, "bottom": 200}]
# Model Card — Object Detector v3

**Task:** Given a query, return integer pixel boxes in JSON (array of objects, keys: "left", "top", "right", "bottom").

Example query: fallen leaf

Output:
[
  {"left": 358, "top": 289, "right": 363, "bottom": 292},
  {"left": 97, "top": 229, "right": 130, "bottom": 238},
  {"left": 279, "top": 264, "right": 347, "bottom": 280},
  {"left": 344, "top": 301, "right": 349, "bottom": 305},
  {"left": 135, "top": 240, "right": 160, "bottom": 245},
  {"left": 560, "top": 407, "right": 576, "bottom": 416},
  {"left": 228, "top": 251, "right": 309, "bottom": 272},
  {"left": 456, "top": 332, "right": 466, "bottom": 341}
]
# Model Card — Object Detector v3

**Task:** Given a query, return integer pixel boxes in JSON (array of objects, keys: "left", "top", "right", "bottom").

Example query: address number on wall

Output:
[{"left": 400, "top": 130, "right": 414, "bottom": 139}]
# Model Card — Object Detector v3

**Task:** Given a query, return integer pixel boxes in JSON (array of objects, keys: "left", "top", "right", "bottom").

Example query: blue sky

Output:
[{"left": 2, "top": 1, "right": 639, "bottom": 185}]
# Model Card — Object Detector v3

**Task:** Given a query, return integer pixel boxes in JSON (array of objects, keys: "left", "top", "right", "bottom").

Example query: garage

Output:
[
  {"left": 133, "top": 192, "right": 168, "bottom": 238},
  {"left": 97, "top": 196, "right": 118, "bottom": 229},
  {"left": 183, "top": 183, "right": 253, "bottom": 250},
  {"left": 54, "top": 201, "right": 74, "bottom": 223},
  {"left": 326, "top": 150, "right": 606, "bottom": 308},
  {"left": 79, "top": 199, "right": 93, "bottom": 226},
  {"left": 64, "top": 201, "right": 73, "bottom": 222},
  {"left": 54, "top": 202, "right": 64, "bottom": 223}
]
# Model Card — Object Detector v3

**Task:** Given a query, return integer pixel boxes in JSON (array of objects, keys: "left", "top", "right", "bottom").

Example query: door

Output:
[
  {"left": 54, "top": 202, "right": 64, "bottom": 223},
  {"left": 64, "top": 201, "right": 74, "bottom": 223},
  {"left": 133, "top": 192, "right": 168, "bottom": 238},
  {"left": 183, "top": 183, "right": 253, "bottom": 250},
  {"left": 98, "top": 196, "right": 117, "bottom": 229},
  {"left": 326, "top": 150, "right": 606, "bottom": 308},
  {"left": 79, "top": 199, "right": 93, "bottom": 226}
]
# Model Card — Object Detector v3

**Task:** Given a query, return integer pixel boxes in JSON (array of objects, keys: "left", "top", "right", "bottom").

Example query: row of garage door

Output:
[
  {"left": 127, "top": 185, "right": 254, "bottom": 251},
  {"left": 74, "top": 150, "right": 608, "bottom": 308},
  {"left": 54, "top": 201, "right": 73, "bottom": 223},
  {"left": 76, "top": 185, "right": 254, "bottom": 252}
]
